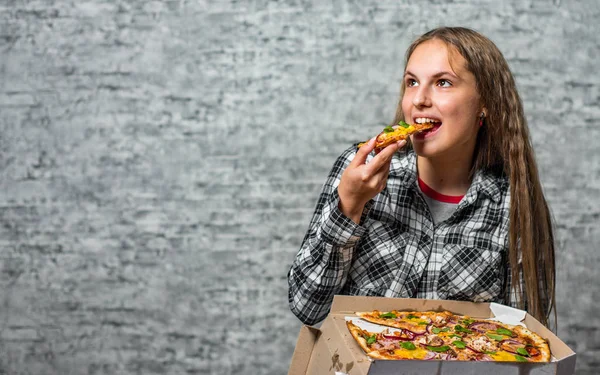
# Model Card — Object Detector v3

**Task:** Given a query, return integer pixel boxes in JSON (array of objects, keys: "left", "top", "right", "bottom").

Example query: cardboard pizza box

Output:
[{"left": 288, "top": 295, "right": 576, "bottom": 375}]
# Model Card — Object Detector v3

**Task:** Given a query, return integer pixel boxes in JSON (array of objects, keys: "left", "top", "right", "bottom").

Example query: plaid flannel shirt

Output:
[{"left": 288, "top": 146, "right": 522, "bottom": 325}]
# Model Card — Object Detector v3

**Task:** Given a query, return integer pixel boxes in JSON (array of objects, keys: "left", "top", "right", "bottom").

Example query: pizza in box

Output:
[{"left": 347, "top": 310, "right": 550, "bottom": 362}]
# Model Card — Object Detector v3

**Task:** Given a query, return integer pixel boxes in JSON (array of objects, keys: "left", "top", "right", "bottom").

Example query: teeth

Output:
[{"left": 415, "top": 118, "right": 439, "bottom": 124}]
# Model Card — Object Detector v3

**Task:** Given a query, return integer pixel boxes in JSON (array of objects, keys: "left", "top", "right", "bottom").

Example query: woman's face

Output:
[{"left": 402, "top": 39, "right": 482, "bottom": 162}]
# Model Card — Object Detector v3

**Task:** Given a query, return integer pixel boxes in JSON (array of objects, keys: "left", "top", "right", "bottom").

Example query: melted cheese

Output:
[
  {"left": 491, "top": 351, "right": 520, "bottom": 362},
  {"left": 437, "top": 331, "right": 455, "bottom": 339},
  {"left": 393, "top": 348, "right": 430, "bottom": 360}
]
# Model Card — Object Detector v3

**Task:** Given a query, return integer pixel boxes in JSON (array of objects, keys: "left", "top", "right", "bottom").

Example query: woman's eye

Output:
[
  {"left": 406, "top": 79, "right": 418, "bottom": 87},
  {"left": 437, "top": 79, "right": 452, "bottom": 87}
]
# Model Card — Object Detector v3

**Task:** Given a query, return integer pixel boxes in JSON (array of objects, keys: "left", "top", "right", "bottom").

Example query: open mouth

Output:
[{"left": 413, "top": 117, "right": 442, "bottom": 137}]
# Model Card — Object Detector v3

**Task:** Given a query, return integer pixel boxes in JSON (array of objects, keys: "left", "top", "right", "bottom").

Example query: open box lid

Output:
[{"left": 289, "top": 295, "right": 576, "bottom": 375}]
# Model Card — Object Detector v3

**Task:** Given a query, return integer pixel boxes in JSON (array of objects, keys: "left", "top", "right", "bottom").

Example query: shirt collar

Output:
[{"left": 389, "top": 149, "right": 507, "bottom": 204}]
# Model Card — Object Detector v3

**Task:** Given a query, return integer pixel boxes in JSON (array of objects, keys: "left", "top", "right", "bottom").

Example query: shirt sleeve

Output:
[{"left": 287, "top": 146, "right": 373, "bottom": 325}]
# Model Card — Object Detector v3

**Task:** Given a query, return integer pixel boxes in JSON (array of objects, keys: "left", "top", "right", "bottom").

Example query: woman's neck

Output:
[{"left": 416, "top": 153, "right": 473, "bottom": 196}]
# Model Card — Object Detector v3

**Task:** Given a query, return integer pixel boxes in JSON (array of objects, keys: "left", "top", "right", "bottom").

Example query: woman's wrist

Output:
[{"left": 338, "top": 197, "right": 366, "bottom": 224}]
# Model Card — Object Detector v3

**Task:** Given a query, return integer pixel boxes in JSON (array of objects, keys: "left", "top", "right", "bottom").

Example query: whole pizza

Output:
[{"left": 347, "top": 310, "right": 551, "bottom": 362}]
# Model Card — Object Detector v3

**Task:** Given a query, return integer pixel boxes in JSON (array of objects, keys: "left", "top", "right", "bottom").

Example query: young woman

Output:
[{"left": 288, "top": 27, "right": 556, "bottom": 327}]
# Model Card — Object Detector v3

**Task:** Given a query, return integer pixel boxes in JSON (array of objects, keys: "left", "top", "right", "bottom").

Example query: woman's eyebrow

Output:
[{"left": 404, "top": 70, "right": 459, "bottom": 80}]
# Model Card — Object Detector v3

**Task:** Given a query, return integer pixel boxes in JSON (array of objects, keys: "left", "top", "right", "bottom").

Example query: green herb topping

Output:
[
  {"left": 366, "top": 334, "right": 377, "bottom": 345},
  {"left": 496, "top": 327, "right": 514, "bottom": 337},
  {"left": 486, "top": 333, "right": 504, "bottom": 341},
  {"left": 452, "top": 341, "right": 466, "bottom": 349},
  {"left": 454, "top": 325, "right": 472, "bottom": 334},
  {"left": 379, "top": 312, "right": 397, "bottom": 319},
  {"left": 427, "top": 345, "right": 450, "bottom": 352},
  {"left": 401, "top": 342, "right": 416, "bottom": 350}
]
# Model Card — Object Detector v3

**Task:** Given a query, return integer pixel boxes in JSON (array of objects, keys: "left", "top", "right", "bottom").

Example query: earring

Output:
[{"left": 479, "top": 112, "right": 485, "bottom": 127}]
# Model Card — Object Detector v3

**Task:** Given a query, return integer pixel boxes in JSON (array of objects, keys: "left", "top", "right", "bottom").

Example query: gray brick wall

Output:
[{"left": 0, "top": 0, "right": 598, "bottom": 374}]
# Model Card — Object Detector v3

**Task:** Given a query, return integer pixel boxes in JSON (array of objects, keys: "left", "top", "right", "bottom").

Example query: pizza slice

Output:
[
  {"left": 356, "top": 310, "right": 458, "bottom": 334},
  {"left": 357, "top": 121, "right": 435, "bottom": 149},
  {"left": 346, "top": 320, "right": 439, "bottom": 360},
  {"left": 465, "top": 321, "right": 552, "bottom": 362}
]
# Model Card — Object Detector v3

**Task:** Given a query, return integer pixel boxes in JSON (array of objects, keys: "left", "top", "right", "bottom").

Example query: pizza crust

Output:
[
  {"left": 345, "top": 320, "right": 373, "bottom": 355},
  {"left": 513, "top": 325, "right": 552, "bottom": 362}
]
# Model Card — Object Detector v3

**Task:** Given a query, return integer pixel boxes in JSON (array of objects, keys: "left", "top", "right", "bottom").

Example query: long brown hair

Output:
[{"left": 392, "top": 27, "right": 556, "bottom": 327}]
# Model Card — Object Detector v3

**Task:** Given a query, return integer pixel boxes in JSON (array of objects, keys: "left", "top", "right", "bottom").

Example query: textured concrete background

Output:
[{"left": 0, "top": 0, "right": 598, "bottom": 374}]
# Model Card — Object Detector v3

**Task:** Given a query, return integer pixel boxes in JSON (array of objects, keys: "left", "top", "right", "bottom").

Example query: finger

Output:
[
  {"left": 372, "top": 159, "right": 391, "bottom": 183},
  {"left": 365, "top": 140, "right": 405, "bottom": 174},
  {"left": 350, "top": 136, "right": 377, "bottom": 167},
  {"left": 378, "top": 140, "right": 406, "bottom": 162},
  {"left": 365, "top": 166, "right": 390, "bottom": 193},
  {"left": 376, "top": 170, "right": 390, "bottom": 191},
  {"left": 376, "top": 140, "right": 406, "bottom": 171}
]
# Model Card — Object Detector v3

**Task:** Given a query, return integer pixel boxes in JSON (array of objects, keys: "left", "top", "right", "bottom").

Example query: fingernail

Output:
[{"left": 397, "top": 140, "right": 406, "bottom": 147}]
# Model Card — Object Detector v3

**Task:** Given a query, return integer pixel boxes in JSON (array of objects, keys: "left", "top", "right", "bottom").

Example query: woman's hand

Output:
[{"left": 338, "top": 138, "right": 406, "bottom": 223}]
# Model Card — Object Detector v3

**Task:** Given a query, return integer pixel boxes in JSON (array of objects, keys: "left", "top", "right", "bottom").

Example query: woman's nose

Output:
[{"left": 412, "top": 86, "right": 432, "bottom": 108}]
